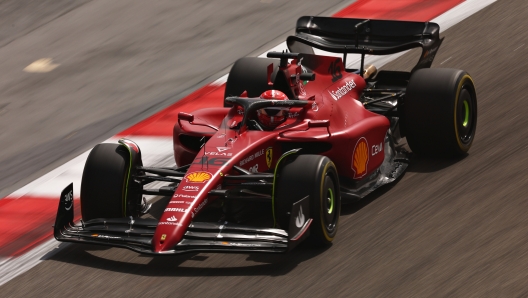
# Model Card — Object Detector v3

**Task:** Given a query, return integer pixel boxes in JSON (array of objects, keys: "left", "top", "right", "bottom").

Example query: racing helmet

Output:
[{"left": 257, "top": 90, "right": 289, "bottom": 129}]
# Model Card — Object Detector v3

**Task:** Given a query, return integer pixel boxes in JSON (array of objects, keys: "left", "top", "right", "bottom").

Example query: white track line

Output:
[
  {"left": 0, "top": 239, "right": 64, "bottom": 286},
  {"left": 0, "top": 0, "right": 497, "bottom": 287},
  {"left": 8, "top": 137, "right": 174, "bottom": 199},
  {"left": 255, "top": 0, "right": 497, "bottom": 70},
  {"left": 363, "top": 0, "right": 498, "bottom": 68}
]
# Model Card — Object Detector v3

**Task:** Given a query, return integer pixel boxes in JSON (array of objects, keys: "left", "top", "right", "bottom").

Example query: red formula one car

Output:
[{"left": 54, "top": 16, "right": 477, "bottom": 255}]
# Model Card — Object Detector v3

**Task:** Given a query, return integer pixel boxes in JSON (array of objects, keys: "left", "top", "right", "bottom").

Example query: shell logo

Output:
[
  {"left": 352, "top": 137, "right": 369, "bottom": 179},
  {"left": 184, "top": 171, "right": 212, "bottom": 183}
]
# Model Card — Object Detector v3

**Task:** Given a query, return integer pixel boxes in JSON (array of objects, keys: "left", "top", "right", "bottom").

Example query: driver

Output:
[{"left": 256, "top": 90, "right": 290, "bottom": 130}]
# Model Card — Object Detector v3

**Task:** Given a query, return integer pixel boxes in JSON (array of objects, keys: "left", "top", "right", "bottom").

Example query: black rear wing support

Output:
[{"left": 287, "top": 16, "right": 444, "bottom": 72}]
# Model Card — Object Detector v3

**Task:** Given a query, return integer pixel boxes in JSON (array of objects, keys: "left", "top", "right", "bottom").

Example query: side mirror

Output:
[
  {"left": 178, "top": 112, "right": 194, "bottom": 122},
  {"left": 308, "top": 120, "right": 331, "bottom": 137},
  {"left": 308, "top": 120, "right": 330, "bottom": 128},
  {"left": 299, "top": 73, "right": 316, "bottom": 81}
]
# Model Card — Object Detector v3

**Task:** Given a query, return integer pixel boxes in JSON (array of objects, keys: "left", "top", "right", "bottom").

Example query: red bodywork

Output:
[{"left": 154, "top": 55, "right": 389, "bottom": 252}]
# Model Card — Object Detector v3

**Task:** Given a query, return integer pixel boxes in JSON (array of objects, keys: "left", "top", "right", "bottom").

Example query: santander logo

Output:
[{"left": 328, "top": 80, "right": 356, "bottom": 100}]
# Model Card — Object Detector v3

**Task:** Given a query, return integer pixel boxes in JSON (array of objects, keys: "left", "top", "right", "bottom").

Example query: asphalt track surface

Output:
[
  {"left": 0, "top": 0, "right": 353, "bottom": 199},
  {"left": 2, "top": 0, "right": 528, "bottom": 296}
]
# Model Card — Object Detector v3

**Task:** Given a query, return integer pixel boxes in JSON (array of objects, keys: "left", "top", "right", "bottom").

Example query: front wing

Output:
[{"left": 54, "top": 184, "right": 312, "bottom": 255}]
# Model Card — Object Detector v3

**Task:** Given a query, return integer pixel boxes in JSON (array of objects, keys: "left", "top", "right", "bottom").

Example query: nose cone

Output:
[
  {"left": 153, "top": 232, "right": 171, "bottom": 253},
  {"left": 152, "top": 212, "right": 189, "bottom": 253}
]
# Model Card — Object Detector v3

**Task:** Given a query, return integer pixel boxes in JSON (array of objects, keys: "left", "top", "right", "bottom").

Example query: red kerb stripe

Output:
[
  {"left": 0, "top": 197, "right": 80, "bottom": 257},
  {"left": 333, "top": 0, "right": 464, "bottom": 21}
]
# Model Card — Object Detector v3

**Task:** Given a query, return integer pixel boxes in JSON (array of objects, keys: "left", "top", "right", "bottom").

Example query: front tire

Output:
[
  {"left": 81, "top": 143, "right": 129, "bottom": 221},
  {"left": 404, "top": 68, "right": 477, "bottom": 157},
  {"left": 274, "top": 155, "right": 341, "bottom": 246}
]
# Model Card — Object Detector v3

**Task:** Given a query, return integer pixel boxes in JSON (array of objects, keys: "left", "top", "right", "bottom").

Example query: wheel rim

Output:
[
  {"left": 462, "top": 100, "right": 469, "bottom": 127},
  {"left": 456, "top": 87, "right": 475, "bottom": 145},
  {"left": 327, "top": 188, "right": 334, "bottom": 214},
  {"left": 322, "top": 175, "right": 338, "bottom": 233}
]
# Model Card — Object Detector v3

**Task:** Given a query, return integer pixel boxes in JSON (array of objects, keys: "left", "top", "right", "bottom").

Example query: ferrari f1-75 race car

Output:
[{"left": 54, "top": 16, "right": 477, "bottom": 255}]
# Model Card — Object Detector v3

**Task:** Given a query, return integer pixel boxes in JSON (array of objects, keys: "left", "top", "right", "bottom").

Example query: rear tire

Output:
[
  {"left": 404, "top": 68, "right": 477, "bottom": 157},
  {"left": 224, "top": 57, "right": 277, "bottom": 106},
  {"left": 81, "top": 144, "right": 128, "bottom": 221},
  {"left": 274, "top": 155, "right": 340, "bottom": 246}
]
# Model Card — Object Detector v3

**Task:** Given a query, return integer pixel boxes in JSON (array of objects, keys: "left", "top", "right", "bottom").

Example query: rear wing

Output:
[{"left": 287, "top": 16, "right": 443, "bottom": 72}]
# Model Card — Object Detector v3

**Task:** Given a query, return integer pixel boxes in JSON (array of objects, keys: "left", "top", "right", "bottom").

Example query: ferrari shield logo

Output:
[{"left": 266, "top": 147, "right": 273, "bottom": 168}]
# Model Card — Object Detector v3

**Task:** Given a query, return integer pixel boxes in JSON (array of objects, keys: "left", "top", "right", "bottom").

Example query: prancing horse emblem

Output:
[{"left": 266, "top": 147, "right": 273, "bottom": 168}]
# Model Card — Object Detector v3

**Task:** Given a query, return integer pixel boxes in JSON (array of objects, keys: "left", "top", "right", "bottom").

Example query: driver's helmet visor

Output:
[{"left": 260, "top": 107, "right": 288, "bottom": 117}]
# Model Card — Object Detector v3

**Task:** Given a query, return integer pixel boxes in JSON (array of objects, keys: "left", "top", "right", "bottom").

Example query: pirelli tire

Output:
[
  {"left": 224, "top": 57, "right": 278, "bottom": 107},
  {"left": 404, "top": 68, "right": 477, "bottom": 157},
  {"left": 274, "top": 154, "right": 341, "bottom": 246},
  {"left": 81, "top": 143, "right": 129, "bottom": 221}
]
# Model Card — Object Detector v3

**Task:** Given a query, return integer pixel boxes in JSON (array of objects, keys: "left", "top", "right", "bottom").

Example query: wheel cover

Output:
[
  {"left": 456, "top": 87, "right": 475, "bottom": 145},
  {"left": 327, "top": 188, "right": 334, "bottom": 214},
  {"left": 322, "top": 175, "right": 338, "bottom": 233},
  {"left": 462, "top": 100, "right": 470, "bottom": 127},
  {"left": 454, "top": 74, "right": 477, "bottom": 152}
]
